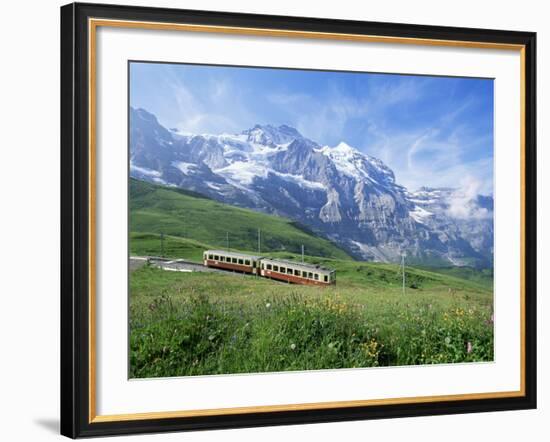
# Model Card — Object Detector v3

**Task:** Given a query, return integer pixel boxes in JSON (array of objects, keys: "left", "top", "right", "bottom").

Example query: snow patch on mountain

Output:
[
  {"left": 409, "top": 206, "right": 434, "bottom": 225},
  {"left": 272, "top": 171, "right": 326, "bottom": 191},
  {"left": 316, "top": 142, "right": 394, "bottom": 185},
  {"left": 206, "top": 181, "right": 224, "bottom": 190},
  {"left": 317, "top": 142, "right": 364, "bottom": 179},
  {"left": 242, "top": 124, "right": 303, "bottom": 146},
  {"left": 215, "top": 161, "right": 269, "bottom": 186},
  {"left": 130, "top": 162, "right": 162, "bottom": 177},
  {"left": 173, "top": 161, "right": 199, "bottom": 175},
  {"left": 215, "top": 161, "right": 325, "bottom": 191}
]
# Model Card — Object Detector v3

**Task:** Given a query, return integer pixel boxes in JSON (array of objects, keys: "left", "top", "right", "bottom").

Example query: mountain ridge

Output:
[{"left": 129, "top": 107, "right": 493, "bottom": 267}]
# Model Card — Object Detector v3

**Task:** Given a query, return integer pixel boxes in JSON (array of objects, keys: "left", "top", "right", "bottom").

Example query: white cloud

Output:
[
  {"left": 267, "top": 85, "right": 373, "bottom": 145},
  {"left": 370, "top": 76, "right": 424, "bottom": 106},
  {"left": 161, "top": 68, "right": 254, "bottom": 135},
  {"left": 364, "top": 93, "right": 493, "bottom": 195},
  {"left": 446, "top": 176, "right": 492, "bottom": 219}
]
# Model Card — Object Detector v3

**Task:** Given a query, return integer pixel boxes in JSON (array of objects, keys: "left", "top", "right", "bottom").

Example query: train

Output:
[{"left": 203, "top": 250, "right": 336, "bottom": 286}]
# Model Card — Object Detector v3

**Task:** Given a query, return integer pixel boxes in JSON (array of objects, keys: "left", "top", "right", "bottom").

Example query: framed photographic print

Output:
[{"left": 60, "top": 2, "right": 537, "bottom": 438}]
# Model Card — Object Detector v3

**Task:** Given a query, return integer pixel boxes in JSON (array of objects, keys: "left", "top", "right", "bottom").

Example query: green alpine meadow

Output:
[{"left": 129, "top": 180, "right": 493, "bottom": 378}]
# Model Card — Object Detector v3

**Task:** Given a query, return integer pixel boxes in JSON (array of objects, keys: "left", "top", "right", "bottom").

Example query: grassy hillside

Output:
[
  {"left": 129, "top": 235, "right": 494, "bottom": 378},
  {"left": 416, "top": 266, "right": 493, "bottom": 290},
  {"left": 130, "top": 232, "right": 209, "bottom": 262},
  {"left": 269, "top": 251, "right": 493, "bottom": 294},
  {"left": 130, "top": 178, "right": 351, "bottom": 260},
  {"left": 130, "top": 231, "right": 492, "bottom": 295},
  {"left": 130, "top": 264, "right": 493, "bottom": 378}
]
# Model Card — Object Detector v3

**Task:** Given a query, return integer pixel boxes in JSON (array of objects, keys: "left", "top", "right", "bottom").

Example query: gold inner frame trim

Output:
[
  {"left": 88, "top": 17, "right": 527, "bottom": 424},
  {"left": 91, "top": 390, "right": 524, "bottom": 423},
  {"left": 90, "top": 18, "right": 525, "bottom": 50}
]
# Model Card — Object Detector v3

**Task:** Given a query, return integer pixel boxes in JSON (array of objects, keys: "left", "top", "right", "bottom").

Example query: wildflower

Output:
[
  {"left": 467, "top": 342, "right": 473, "bottom": 354},
  {"left": 444, "top": 336, "right": 451, "bottom": 345},
  {"left": 265, "top": 302, "right": 271, "bottom": 309},
  {"left": 290, "top": 343, "right": 296, "bottom": 350},
  {"left": 208, "top": 334, "right": 215, "bottom": 341}
]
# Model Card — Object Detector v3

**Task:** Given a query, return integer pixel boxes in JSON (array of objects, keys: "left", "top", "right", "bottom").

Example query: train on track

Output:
[{"left": 203, "top": 250, "right": 336, "bottom": 286}]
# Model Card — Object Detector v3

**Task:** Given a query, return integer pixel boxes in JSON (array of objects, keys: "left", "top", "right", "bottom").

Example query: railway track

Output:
[
  {"left": 129, "top": 256, "right": 290, "bottom": 284},
  {"left": 130, "top": 256, "right": 257, "bottom": 276}
]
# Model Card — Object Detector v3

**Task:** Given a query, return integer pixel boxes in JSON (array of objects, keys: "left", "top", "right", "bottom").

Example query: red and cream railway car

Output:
[
  {"left": 203, "top": 250, "right": 336, "bottom": 285},
  {"left": 259, "top": 258, "right": 335, "bottom": 286},
  {"left": 203, "top": 250, "right": 263, "bottom": 275}
]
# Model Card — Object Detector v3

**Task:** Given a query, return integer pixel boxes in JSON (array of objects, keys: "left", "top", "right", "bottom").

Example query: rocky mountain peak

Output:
[
  {"left": 129, "top": 107, "right": 493, "bottom": 267},
  {"left": 242, "top": 124, "right": 304, "bottom": 146},
  {"left": 133, "top": 107, "right": 158, "bottom": 122}
]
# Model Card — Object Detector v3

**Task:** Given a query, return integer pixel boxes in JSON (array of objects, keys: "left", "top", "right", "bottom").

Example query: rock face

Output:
[{"left": 130, "top": 107, "right": 493, "bottom": 267}]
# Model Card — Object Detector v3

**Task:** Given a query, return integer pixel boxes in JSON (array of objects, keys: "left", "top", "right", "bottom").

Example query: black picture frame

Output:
[{"left": 61, "top": 2, "right": 537, "bottom": 438}]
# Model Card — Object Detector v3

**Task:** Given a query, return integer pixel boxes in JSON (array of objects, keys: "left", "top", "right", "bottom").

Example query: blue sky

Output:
[{"left": 130, "top": 61, "right": 494, "bottom": 194}]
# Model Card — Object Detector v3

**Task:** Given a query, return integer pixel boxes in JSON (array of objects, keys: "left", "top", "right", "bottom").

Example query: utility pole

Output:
[
  {"left": 258, "top": 228, "right": 261, "bottom": 254},
  {"left": 160, "top": 232, "right": 164, "bottom": 258},
  {"left": 302, "top": 245, "right": 305, "bottom": 263},
  {"left": 401, "top": 254, "right": 406, "bottom": 295}
]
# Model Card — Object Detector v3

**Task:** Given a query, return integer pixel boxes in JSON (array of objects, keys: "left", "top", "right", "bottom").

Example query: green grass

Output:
[
  {"left": 130, "top": 232, "right": 210, "bottom": 262},
  {"left": 416, "top": 266, "right": 493, "bottom": 290},
  {"left": 130, "top": 233, "right": 492, "bottom": 295},
  {"left": 130, "top": 263, "right": 493, "bottom": 378},
  {"left": 266, "top": 251, "right": 492, "bottom": 293},
  {"left": 130, "top": 178, "right": 351, "bottom": 260}
]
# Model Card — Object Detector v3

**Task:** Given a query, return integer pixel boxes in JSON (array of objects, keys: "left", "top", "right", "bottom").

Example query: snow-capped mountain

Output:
[{"left": 130, "top": 107, "right": 493, "bottom": 267}]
